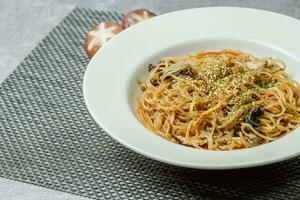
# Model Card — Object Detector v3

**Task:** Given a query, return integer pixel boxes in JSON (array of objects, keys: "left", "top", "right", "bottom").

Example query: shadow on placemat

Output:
[{"left": 0, "top": 7, "right": 299, "bottom": 200}]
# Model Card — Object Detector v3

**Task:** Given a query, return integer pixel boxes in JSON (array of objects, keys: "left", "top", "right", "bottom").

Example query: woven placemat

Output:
[{"left": 0, "top": 7, "right": 300, "bottom": 200}]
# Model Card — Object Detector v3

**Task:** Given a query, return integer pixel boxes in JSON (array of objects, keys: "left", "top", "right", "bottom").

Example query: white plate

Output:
[{"left": 83, "top": 7, "right": 300, "bottom": 169}]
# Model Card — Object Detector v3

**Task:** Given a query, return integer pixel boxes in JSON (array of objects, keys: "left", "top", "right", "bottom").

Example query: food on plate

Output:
[
  {"left": 123, "top": 9, "right": 156, "bottom": 28},
  {"left": 84, "top": 21, "right": 124, "bottom": 58},
  {"left": 136, "top": 50, "right": 300, "bottom": 150}
]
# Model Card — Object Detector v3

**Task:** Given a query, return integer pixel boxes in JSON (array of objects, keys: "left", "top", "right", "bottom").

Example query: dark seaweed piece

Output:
[
  {"left": 173, "top": 67, "right": 194, "bottom": 77},
  {"left": 148, "top": 63, "right": 156, "bottom": 72},
  {"left": 245, "top": 107, "right": 264, "bottom": 129},
  {"left": 223, "top": 107, "right": 230, "bottom": 115},
  {"left": 271, "top": 68, "right": 284, "bottom": 74},
  {"left": 255, "top": 77, "right": 274, "bottom": 89}
]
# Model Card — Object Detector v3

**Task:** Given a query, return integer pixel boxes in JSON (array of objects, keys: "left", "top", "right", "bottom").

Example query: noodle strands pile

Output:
[{"left": 136, "top": 50, "right": 300, "bottom": 150}]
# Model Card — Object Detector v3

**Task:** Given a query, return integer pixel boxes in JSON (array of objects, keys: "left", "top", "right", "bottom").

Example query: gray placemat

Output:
[{"left": 0, "top": 7, "right": 300, "bottom": 200}]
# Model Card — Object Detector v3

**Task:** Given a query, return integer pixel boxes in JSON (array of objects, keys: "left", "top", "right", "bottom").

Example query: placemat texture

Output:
[{"left": 0, "top": 7, "right": 300, "bottom": 200}]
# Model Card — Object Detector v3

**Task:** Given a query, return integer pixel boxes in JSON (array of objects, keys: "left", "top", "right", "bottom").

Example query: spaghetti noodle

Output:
[{"left": 136, "top": 50, "right": 300, "bottom": 150}]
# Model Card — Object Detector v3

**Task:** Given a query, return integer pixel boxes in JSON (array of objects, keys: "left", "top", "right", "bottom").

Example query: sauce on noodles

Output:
[{"left": 136, "top": 50, "right": 300, "bottom": 150}]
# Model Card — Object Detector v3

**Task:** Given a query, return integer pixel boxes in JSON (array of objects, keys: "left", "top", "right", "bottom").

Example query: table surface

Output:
[{"left": 1, "top": 0, "right": 300, "bottom": 199}]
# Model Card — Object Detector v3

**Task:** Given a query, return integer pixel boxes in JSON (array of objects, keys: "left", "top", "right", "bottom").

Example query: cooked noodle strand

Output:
[{"left": 136, "top": 50, "right": 300, "bottom": 150}]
